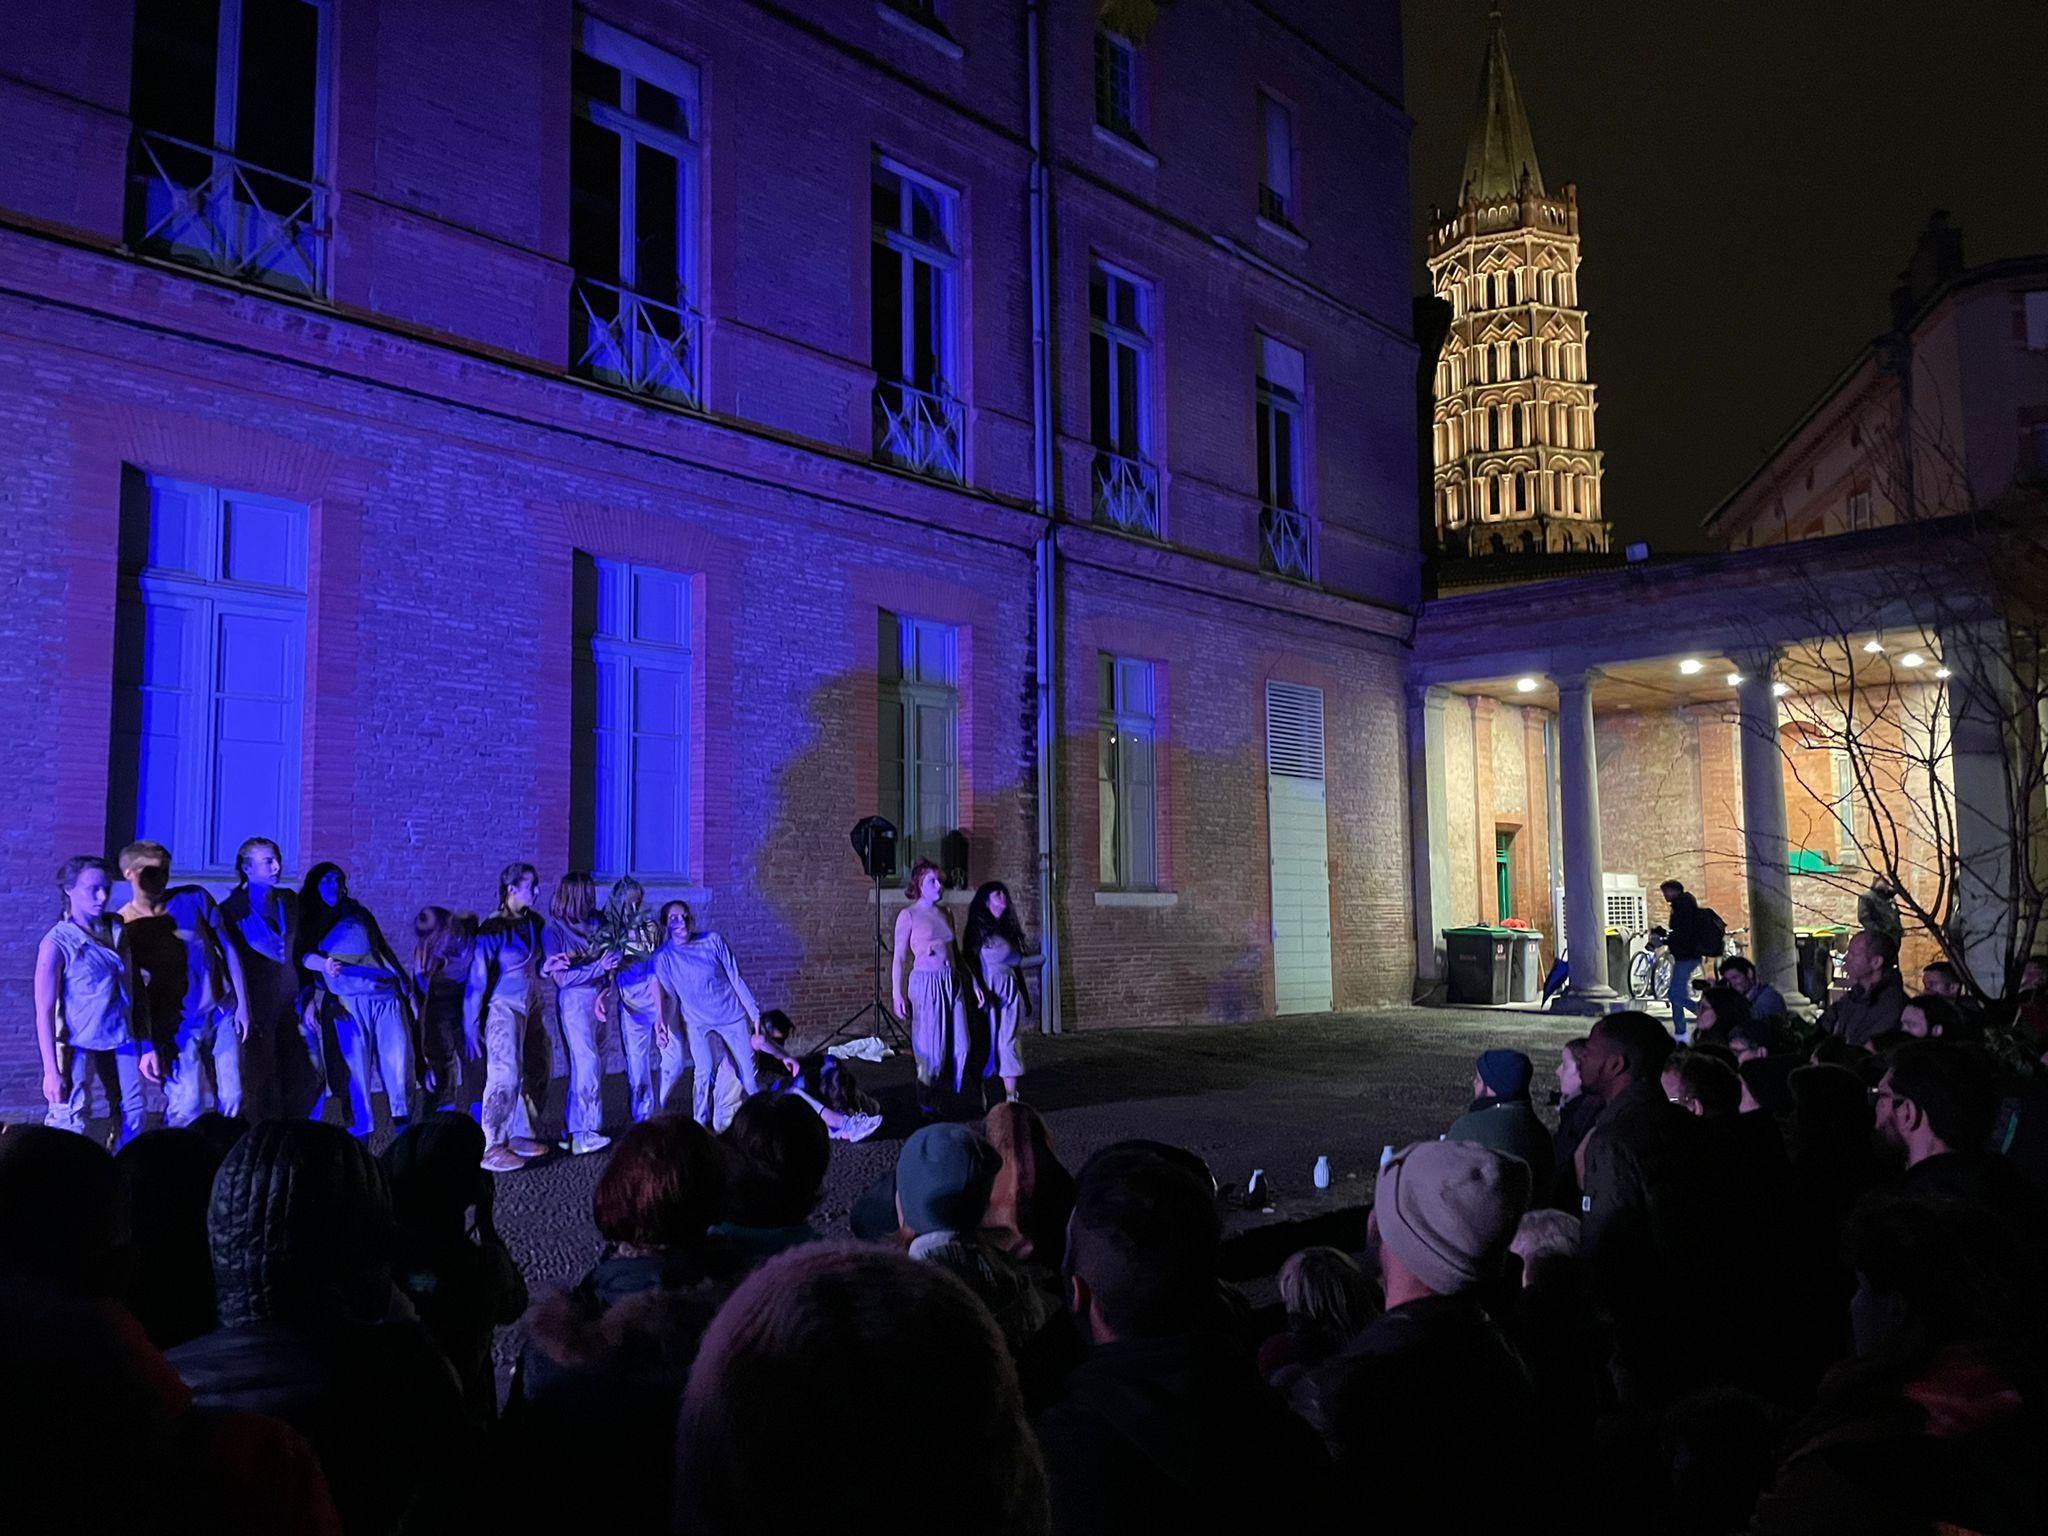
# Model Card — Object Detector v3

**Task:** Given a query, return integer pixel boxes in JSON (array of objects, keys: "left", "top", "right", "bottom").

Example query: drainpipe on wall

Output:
[{"left": 1026, "top": 0, "right": 1062, "bottom": 1034}]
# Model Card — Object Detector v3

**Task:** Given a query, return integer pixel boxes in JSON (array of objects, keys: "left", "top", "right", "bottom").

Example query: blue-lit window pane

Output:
[{"left": 588, "top": 556, "right": 691, "bottom": 880}]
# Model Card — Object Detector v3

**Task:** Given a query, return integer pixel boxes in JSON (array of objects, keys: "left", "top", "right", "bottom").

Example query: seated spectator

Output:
[
  {"left": 981, "top": 1099, "right": 1076, "bottom": 1271},
  {"left": 164, "top": 1120, "right": 465, "bottom": 1536},
  {"left": 1876, "top": 1042, "right": 2048, "bottom": 1261},
  {"left": 1691, "top": 983, "right": 1753, "bottom": 1047},
  {"left": 1662, "top": 1048, "right": 1742, "bottom": 1120},
  {"left": 1036, "top": 1144, "right": 1329, "bottom": 1534},
  {"left": 115, "top": 1126, "right": 226, "bottom": 1349},
  {"left": 1445, "top": 1047, "right": 1554, "bottom": 1194},
  {"left": 1297, "top": 1141, "right": 1535, "bottom": 1531},
  {"left": 1818, "top": 932, "right": 1908, "bottom": 1049},
  {"left": 1899, "top": 993, "right": 1967, "bottom": 1041},
  {"left": 506, "top": 1116, "right": 735, "bottom": 1530},
  {"left": 895, "top": 1122, "right": 1056, "bottom": 1359},
  {"left": 1509, "top": 1207, "right": 1580, "bottom": 1290},
  {"left": 674, "top": 1245, "right": 1050, "bottom": 1535},
  {"left": 1656, "top": 1388, "right": 1789, "bottom": 1536},
  {"left": 1258, "top": 1245, "right": 1378, "bottom": 1389},
  {"left": 0, "top": 1125, "right": 344, "bottom": 1536},
  {"left": 381, "top": 1114, "right": 526, "bottom": 1425},
  {"left": 712, "top": 1090, "right": 830, "bottom": 1267},
  {"left": 1752, "top": 1194, "right": 2044, "bottom": 1535},
  {"left": 1551, "top": 1037, "right": 1601, "bottom": 1209},
  {"left": 1719, "top": 954, "right": 1787, "bottom": 1021},
  {"left": 1727, "top": 1016, "right": 1798, "bottom": 1116}
]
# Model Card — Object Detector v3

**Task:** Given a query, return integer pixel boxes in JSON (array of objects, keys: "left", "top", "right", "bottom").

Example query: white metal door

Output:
[{"left": 1266, "top": 681, "right": 1333, "bottom": 1013}]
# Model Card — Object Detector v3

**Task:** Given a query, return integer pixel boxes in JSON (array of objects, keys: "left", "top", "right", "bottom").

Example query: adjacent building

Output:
[{"left": 0, "top": 1, "right": 1421, "bottom": 1112}]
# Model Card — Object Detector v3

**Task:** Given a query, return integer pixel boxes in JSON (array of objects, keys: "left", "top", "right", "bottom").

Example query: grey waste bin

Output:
[
  {"left": 1507, "top": 931, "right": 1544, "bottom": 1002},
  {"left": 1444, "top": 926, "right": 1514, "bottom": 1005}
]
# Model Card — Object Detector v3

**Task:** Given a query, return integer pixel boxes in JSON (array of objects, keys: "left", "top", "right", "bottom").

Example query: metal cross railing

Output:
[
  {"left": 1091, "top": 449, "right": 1161, "bottom": 537},
  {"left": 572, "top": 277, "right": 703, "bottom": 407},
  {"left": 129, "top": 130, "right": 329, "bottom": 297},
  {"left": 873, "top": 378, "right": 964, "bottom": 483},
  {"left": 1261, "top": 504, "right": 1316, "bottom": 579}
]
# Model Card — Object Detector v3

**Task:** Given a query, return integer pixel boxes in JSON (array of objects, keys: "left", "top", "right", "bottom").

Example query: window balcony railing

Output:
[
  {"left": 573, "top": 277, "right": 703, "bottom": 408},
  {"left": 873, "top": 378, "right": 964, "bottom": 483},
  {"left": 128, "top": 130, "right": 329, "bottom": 297},
  {"left": 1091, "top": 448, "right": 1161, "bottom": 537},
  {"left": 1260, "top": 504, "right": 1315, "bottom": 580}
]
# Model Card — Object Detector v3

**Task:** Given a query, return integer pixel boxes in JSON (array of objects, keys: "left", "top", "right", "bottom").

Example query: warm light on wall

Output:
[
  {"left": 1899, "top": 652, "right": 1924, "bottom": 668},
  {"left": 1678, "top": 659, "right": 1703, "bottom": 675},
  {"left": 1515, "top": 677, "right": 1538, "bottom": 693},
  {"left": 1862, "top": 640, "right": 1886, "bottom": 654}
]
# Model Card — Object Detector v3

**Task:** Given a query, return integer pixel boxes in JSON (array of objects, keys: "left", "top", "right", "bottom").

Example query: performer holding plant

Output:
[{"left": 540, "top": 871, "right": 615, "bottom": 1154}]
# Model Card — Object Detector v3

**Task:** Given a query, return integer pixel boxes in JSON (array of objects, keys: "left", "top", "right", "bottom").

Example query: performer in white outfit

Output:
[
  {"left": 35, "top": 855, "right": 160, "bottom": 1143},
  {"left": 465, "top": 862, "right": 552, "bottom": 1172},
  {"left": 962, "top": 880, "right": 1031, "bottom": 1104},
  {"left": 540, "top": 871, "right": 614, "bottom": 1154},
  {"left": 652, "top": 899, "right": 765, "bottom": 1128},
  {"left": 601, "top": 876, "right": 680, "bottom": 1122}
]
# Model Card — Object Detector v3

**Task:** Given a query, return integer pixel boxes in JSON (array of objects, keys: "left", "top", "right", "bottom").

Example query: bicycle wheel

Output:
[
  {"left": 1654, "top": 955, "right": 1674, "bottom": 1000},
  {"left": 1628, "top": 951, "right": 1655, "bottom": 1000}
]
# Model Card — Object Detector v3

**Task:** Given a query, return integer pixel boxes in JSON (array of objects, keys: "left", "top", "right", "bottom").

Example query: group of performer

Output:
[{"left": 32, "top": 839, "right": 1031, "bottom": 1165}]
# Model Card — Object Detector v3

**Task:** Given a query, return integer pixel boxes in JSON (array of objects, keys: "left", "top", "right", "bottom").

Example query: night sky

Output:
[{"left": 1402, "top": 0, "right": 2048, "bottom": 552}]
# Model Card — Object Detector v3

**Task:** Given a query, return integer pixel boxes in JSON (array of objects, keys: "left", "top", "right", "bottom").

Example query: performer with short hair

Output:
[
  {"left": 35, "top": 855, "right": 160, "bottom": 1143},
  {"left": 465, "top": 862, "right": 551, "bottom": 1171},
  {"left": 892, "top": 858, "right": 981, "bottom": 1116},
  {"left": 117, "top": 839, "right": 248, "bottom": 1125}
]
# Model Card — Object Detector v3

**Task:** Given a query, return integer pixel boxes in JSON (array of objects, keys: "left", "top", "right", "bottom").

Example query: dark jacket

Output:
[
  {"left": 1667, "top": 892, "right": 1716, "bottom": 960},
  {"left": 1749, "top": 980, "right": 1790, "bottom": 1020},
  {"left": 1035, "top": 1331, "right": 1330, "bottom": 1535},
  {"left": 1820, "top": 974, "right": 1908, "bottom": 1048},
  {"left": 1296, "top": 1294, "right": 1536, "bottom": 1533},
  {"left": 391, "top": 1227, "right": 527, "bottom": 1425},
  {"left": 1550, "top": 1091, "right": 1603, "bottom": 1209},
  {"left": 1446, "top": 1093, "right": 1555, "bottom": 1195},
  {"left": 909, "top": 1233, "right": 1058, "bottom": 1361}
]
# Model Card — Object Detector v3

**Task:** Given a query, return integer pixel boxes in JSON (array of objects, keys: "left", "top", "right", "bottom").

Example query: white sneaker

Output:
[
  {"left": 833, "top": 1112, "right": 884, "bottom": 1144},
  {"left": 568, "top": 1131, "right": 612, "bottom": 1155}
]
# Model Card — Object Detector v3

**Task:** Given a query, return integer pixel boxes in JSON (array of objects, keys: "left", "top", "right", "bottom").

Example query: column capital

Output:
[
  {"left": 1729, "top": 645, "right": 1783, "bottom": 682},
  {"left": 1406, "top": 681, "right": 1452, "bottom": 713},
  {"left": 1553, "top": 665, "right": 1604, "bottom": 696}
]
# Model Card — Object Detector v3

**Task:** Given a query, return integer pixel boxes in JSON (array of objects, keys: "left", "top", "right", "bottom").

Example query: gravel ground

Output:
[{"left": 488, "top": 1004, "right": 1584, "bottom": 1303}]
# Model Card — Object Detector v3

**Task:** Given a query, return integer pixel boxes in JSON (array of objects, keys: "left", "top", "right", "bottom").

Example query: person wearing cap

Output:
[
  {"left": 894, "top": 1122, "right": 1055, "bottom": 1358},
  {"left": 1296, "top": 1141, "right": 1536, "bottom": 1519},
  {"left": 1443, "top": 1048, "right": 1553, "bottom": 1196}
]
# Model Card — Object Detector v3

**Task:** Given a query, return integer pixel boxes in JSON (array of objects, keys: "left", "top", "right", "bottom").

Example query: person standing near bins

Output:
[
  {"left": 1858, "top": 876, "right": 1904, "bottom": 964},
  {"left": 1658, "top": 880, "right": 1724, "bottom": 1041}
]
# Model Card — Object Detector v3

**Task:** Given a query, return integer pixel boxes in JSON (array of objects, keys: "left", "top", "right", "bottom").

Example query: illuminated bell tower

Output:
[{"left": 1427, "top": 8, "right": 1608, "bottom": 561}]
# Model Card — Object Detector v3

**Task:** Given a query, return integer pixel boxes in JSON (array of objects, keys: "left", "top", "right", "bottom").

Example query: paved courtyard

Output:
[{"left": 492, "top": 1004, "right": 1585, "bottom": 1301}]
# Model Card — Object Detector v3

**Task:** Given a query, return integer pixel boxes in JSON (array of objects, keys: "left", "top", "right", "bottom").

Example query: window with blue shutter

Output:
[
  {"left": 582, "top": 557, "right": 692, "bottom": 880},
  {"left": 109, "top": 470, "right": 307, "bottom": 874},
  {"left": 878, "top": 611, "right": 959, "bottom": 871}
]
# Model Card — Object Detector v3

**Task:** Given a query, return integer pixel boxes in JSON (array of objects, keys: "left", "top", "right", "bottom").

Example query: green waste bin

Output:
[
  {"left": 1605, "top": 929, "right": 1629, "bottom": 990},
  {"left": 1445, "top": 926, "right": 1515, "bottom": 1005},
  {"left": 1795, "top": 926, "right": 1851, "bottom": 1006},
  {"left": 1507, "top": 931, "right": 1545, "bottom": 1002}
]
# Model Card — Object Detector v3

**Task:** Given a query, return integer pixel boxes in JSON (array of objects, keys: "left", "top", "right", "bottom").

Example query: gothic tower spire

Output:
[{"left": 1427, "top": 7, "right": 1608, "bottom": 566}]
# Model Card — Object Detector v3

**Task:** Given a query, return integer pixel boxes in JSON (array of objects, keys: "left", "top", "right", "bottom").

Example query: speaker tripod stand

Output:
[{"left": 826, "top": 866, "right": 910, "bottom": 1051}]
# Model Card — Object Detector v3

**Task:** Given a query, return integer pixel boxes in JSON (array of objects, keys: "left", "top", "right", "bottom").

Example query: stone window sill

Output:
[
  {"left": 870, "top": 886, "right": 974, "bottom": 909},
  {"left": 876, "top": 3, "right": 964, "bottom": 59},
  {"left": 1094, "top": 890, "right": 1179, "bottom": 908},
  {"left": 1093, "top": 124, "right": 1158, "bottom": 169},
  {"left": 1257, "top": 214, "right": 1309, "bottom": 252}
]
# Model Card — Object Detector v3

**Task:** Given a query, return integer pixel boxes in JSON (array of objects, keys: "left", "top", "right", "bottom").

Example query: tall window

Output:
[
  {"left": 577, "top": 558, "right": 692, "bottom": 880},
  {"left": 1094, "top": 30, "right": 1140, "bottom": 140},
  {"left": 1258, "top": 92, "right": 1296, "bottom": 226},
  {"left": 1089, "top": 262, "right": 1159, "bottom": 535},
  {"left": 1098, "top": 656, "right": 1158, "bottom": 890},
  {"left": 872, "top": 158, "right": 964, "bottom": 481},
  {"left": 570, "top": 16, "right": 701, "bottom": 405},
  {"left": 878, "top": 613, "right": 959, "bottom": 873},
  {"left": 127, "top": 0, "right": 331, "bottom": 295},
  {"left": 109, "top": 471, "right": 307, "bottom": 874},
  {"left": 1257, "top": 335, "right": 1313, "bottom": 577}
]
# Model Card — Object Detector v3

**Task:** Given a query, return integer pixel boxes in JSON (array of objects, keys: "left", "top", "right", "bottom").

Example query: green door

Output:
[{"left": 1495, "top": 831, "right": 1514, "bottom": 919}]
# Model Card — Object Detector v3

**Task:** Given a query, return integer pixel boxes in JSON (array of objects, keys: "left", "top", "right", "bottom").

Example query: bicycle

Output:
[{"left": 1626, "top": 927, "right": 1672, "bottom": 1002}]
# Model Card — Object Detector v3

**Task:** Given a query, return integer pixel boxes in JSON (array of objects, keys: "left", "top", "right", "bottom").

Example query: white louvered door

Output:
[{"left": 1266, "top": 680, "right": 1333, "bottom": 1014}]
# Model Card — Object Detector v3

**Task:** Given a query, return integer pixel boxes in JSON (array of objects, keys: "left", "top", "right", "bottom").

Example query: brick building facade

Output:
[{"left": 0, "top": 1, "right": 1420, "bottom": 1114}]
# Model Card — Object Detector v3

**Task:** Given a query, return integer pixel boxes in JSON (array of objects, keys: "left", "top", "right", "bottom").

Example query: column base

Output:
[{"left": 1549, "top": 987, "right": 1637, "bottom": 1017}]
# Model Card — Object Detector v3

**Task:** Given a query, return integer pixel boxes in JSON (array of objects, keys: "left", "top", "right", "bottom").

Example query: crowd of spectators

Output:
[{"left": 6, "top": 950, "right": 2048, "bottom": 1534}]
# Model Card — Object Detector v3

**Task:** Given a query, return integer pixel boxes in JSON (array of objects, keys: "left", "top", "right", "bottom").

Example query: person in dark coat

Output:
[
  {"left": 710, "top": 1090, "right": 830, "bottom": 1269},
  {"left": 1550, "top": 1037, "right": 1601, "bottom": 1210},
  {"left": 1751, "top": 1194, "right": 2046, "bottom": 1535},
  {"left": 163, "top": 1120, "right": 467, "bottom": 1536},
  {"left": 1296, "top": 1140, "right": 1536, "bottom": 1536},
  {"left": 1819, "top": 932, "right": 1908, "bottom": 1049},
  {"left": 1445, "top": 1047, "right": 1554, "bottom": 1194},
  {"left": 115, "top": 1126, "right": 227, "bottom": 1350},
  {"left": 1035, "top": 1144, "right": 1330, "bottom": 1534},
  {"left": 381, "top": 1114, "right": 526, "bottom": 1425}
]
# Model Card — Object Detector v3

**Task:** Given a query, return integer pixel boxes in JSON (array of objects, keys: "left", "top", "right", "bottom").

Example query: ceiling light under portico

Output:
[{"left": 1678, "top": 659, "right": 1704, "bottom": 675}]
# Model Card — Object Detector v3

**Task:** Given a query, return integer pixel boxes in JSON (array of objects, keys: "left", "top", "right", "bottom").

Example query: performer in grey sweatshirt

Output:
[
  {"left": 651, "top": 899, "right": 763, "bottom": 1127},
  {"left": 540, "top": 870, "right": 614, "bottom": 1155},
  {"left": 465, "top": 862, "right": 551, "bottom": 1172}
]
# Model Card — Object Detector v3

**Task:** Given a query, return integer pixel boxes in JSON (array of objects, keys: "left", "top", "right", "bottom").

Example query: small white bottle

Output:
[
  {"left": 1378, "top": 1144, "right": 1395, "bottom": 1172},
  {"left": 1312, "top": 1155, "right": 1332, "bottom": 1191}
]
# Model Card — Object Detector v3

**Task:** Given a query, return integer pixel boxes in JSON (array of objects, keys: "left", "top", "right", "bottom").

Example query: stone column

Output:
[
  {"left": 1943, "top": 623, "right": 2016, "bottom": 992},
  {"left": 1556, "top": 669, "right": 1617, "bottom": 1003},
  {"left": 1407, "top": 684, "right": 1453, "bottom": 994},
  {"left": 1732, "top": 650, "right": 1799, "bottom": 1003},
  {"left": 1472, "top": 697, "right": 1499, "bottom": 923}
]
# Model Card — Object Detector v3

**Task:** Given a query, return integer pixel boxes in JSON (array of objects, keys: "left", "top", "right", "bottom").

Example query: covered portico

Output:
[{"left": 1405, "top": 523, "right": 2011, "bottom": 1010}]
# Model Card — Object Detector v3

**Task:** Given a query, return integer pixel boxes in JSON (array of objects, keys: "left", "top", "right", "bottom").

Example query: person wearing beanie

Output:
[
  {"left": 893, "top": 1123, "right": 1054, "bottom": 1358},
  {"left": 1295, "top": 1141, "right": 1535, "bottom": 1533},
  {"left": 1444, "top": 1048, "right": 1553, "bottom": 1195}
]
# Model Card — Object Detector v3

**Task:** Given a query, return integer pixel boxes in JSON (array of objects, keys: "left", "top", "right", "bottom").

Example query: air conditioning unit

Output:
[{"left": 1603, "top": 872, "right": 1647, "bottom": 939}]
